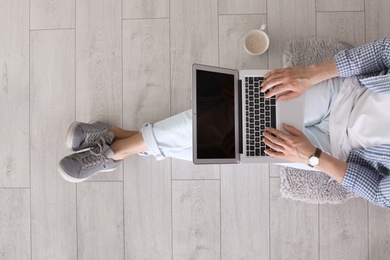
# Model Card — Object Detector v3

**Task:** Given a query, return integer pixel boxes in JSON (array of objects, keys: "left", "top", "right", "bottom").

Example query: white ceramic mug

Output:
[{"left": 244, "top": 24, "right": 269, "bottom": 56}]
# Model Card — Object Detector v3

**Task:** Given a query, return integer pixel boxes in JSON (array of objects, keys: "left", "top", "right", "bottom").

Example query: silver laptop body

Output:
[{"left": 192, "top": 64, "right": 304, "bottom": 164}]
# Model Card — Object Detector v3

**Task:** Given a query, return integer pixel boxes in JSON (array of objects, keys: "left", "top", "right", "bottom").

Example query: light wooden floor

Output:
[{"left": 1, "top": 0, "right": 390, "bottom": 259}]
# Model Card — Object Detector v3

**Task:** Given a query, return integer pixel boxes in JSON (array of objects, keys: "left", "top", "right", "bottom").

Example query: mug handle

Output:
[{"left": 260, "top": 23, "right": 266, "bottom": 31}]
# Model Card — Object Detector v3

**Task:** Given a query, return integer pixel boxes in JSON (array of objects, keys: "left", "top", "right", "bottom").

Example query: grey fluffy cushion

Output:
[
  {"left": 279, "top": 38, "right": 358, "bottom": 204},
  {"left": 280, "top": 167, "right": 358, "bottom": 204},
  {"left": 282, "top": 38, "right": 353, "bottom": 67}
]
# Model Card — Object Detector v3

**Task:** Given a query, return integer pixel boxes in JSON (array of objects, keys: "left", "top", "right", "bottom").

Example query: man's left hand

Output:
[{"left": 262, "top": 124, "right": 316, "bottom": 164}]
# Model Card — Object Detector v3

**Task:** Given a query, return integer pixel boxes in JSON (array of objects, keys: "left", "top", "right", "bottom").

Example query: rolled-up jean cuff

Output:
[{"left": 139, "top": 122, "right": 166, "bottom": 161}]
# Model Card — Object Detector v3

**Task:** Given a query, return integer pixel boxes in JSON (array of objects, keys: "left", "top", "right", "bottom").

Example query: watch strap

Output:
[{"left": 314, "top": 147, "right": 322, "bottom": 158}]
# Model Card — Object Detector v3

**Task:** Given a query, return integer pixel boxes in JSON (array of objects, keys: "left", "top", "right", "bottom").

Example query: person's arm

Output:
[
  {"left": 261, "top": 59, "right": 339, "bottom": 100},
  {"left": 314, "top": 151, "right": 347, "bottom": 183},
  {"left": 262, "top": 37, "right": 390, "bottom": 100},
  {"left": 341, "top": 145, "right": 390, "bottom": 208},
  {"left": 262, "top": 124, "right": 347, "bottom": 182},
  {"left": 334, "top": 37, "right": 390, "bottom": 78},
  {"left": 263, "top": 125, "right": 390, "bottom": 208},
  {"left": 335, "top": 37, "right": 390, "bottom": 94}
]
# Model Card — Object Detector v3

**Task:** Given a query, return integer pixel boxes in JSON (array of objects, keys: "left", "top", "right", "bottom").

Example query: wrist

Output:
[
  {"left": 302, "top": 145, "right": 317, "bottom": 160},
  {"left": 297, "top": 145, "right": 316, "bottom": 164},
  {"left": 307, "top": 59, "right": 338, "bottom": 85}
]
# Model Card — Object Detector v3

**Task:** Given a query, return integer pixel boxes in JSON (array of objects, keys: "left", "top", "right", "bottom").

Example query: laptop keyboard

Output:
[{"left": 245, "top": 76, "right": 276, "bottom": 157}]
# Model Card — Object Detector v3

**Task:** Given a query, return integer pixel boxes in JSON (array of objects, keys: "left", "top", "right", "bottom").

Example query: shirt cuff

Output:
[
  {"left": 341, "top": 162, "right": 358, "bottom": 190},
  {"left": 334, "top": 50, "right": 352, "bottom": 78}
]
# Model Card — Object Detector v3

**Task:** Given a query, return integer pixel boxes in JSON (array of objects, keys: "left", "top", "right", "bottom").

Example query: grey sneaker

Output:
[
  {"left": 66, "top": 121, "right": 114, "bottom": 152},
  {"left": 58, "top": 137, "right": 120, "bottom": 183}
]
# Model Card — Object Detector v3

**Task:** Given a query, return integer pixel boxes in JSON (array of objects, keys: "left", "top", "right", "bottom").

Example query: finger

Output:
[
  {"left": 263, "top": 138, "right": 284, "bottom": 152},
  {"left": 264, "top": 149, "right": 284, "bottom": 158},
  {"left": 265, "top": 127, "right": 292, "bottom": 141},
  {"left": 264, "top": 68, "right": 283, "bottom": 80},
  {"left": 264, "top": 82, "right": 298, "bottom": 98},
  {"left": 263, "top": 131, "right": 285, "bottom": 147},
  {"left": 264, "top": 81, "right": 297, "bottom": 98},
  {"left": 261, "top": 77, "right": 284, "bottom": 93},
  {"left": 263, "top": 70, "right": 275, "bottom": 79},
  {"left": 262, "top": 69, "right": 285, "bottom": 87},
  {"left": 264, "top": 85, "right": 287, "bottom": 98},
  {"left": 282, "top": 123, "right": 304, "bottom": 136}
]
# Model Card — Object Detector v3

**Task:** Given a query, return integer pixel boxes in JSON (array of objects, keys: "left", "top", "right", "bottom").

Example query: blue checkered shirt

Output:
[{"left": 334, "top": 37, "right": 390, "bottom": 208}]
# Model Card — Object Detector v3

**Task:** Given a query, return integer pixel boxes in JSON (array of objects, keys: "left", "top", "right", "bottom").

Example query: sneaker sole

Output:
[
  {"left": 66, "top": 121, "right": 98, "bottom": 152},
  {"left": 57, "top": 162, "right": 116, "bottom": 183}
]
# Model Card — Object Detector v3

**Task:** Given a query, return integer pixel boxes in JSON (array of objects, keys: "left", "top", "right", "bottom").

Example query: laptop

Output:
[{"left": 192, "top": 63, "right": 305, "bottom": 164}]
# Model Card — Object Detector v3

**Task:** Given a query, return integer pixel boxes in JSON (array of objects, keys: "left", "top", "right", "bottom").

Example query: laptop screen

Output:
[{"left": 195, "top": 69, "right": 236, "bottom": 159}]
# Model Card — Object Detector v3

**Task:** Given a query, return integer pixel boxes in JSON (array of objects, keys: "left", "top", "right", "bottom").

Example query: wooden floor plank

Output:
[
  {"left": 316, "top": 0, "right": 364, "bottom": 12},
  {"left": 123, "top": 0, "right": 169, "bottom": 19},
  {"left": 76, "top": 0, "right": 122, "bottom": 181},
  {"left": 365, "top": 0, "right": 390, "bottom": 42},
  {"left": 123, "top": 18, "right": 172, "bottom": 260},
  {"left": 369, "top": 204, "right": 390, "bottom": 260},
  {"left": 77, "top": 182, "right": 124, "bottom": 260},
  {"left": 172, "top": 180, "right": 220, "bottom": 260},
  {"left": 0, "top": 189, "right": 31, "bottom": 260},
  {"left": 267, "top": 0, "right": 316, "bottom": 68},
  {"left": 31, "top": 0, "right": 75, "bottom": 29},
  {"left": 124, "top": 157, "right": 172, "bottom": 259},
  {"left": 0, "top": 0, "right": 29, "bottom": 188},
  {"left": 30, "top": 29, "right": 77, "bottom": 260},
  {"left": 219, "top": 0, "right": 266, "bottom": 15},
  {"left": 320, "top": 199, "right": 368, "bottom": 260},
  {"left": 270, "top": 178, "right": 319, "bottom": 260},
  {"left": 317, "top": 12, "right": 366, "bottom": 47},
  {"left": 122, "top": 19, "right": 170, "bottom": 129},
  {"left": 221, "top": 164, "right": 270, "bottom": 260},
  {"left": 170, "top": 0, "right": 220, "bottom": 180}
]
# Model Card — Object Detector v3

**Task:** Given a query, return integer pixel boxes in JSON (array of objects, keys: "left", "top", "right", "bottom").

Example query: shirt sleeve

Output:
[
  {"left": 341, "top": 145, "right": 390, "bottom": 208},
  {"left": 334, "top": 37, "right": 390, "bottom": 78}
]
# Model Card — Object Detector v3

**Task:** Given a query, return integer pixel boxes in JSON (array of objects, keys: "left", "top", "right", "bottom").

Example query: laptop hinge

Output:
[{"left": 238, "top": 79, "right": 243, "bottom": 154}]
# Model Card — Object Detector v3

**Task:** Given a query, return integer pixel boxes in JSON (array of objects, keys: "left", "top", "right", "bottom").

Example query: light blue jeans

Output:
[
  {"left": 139, "top": 110, "right": 193, "bottom": 161},
  {"left": 140, "top": 77, "right": 345, "bottom": 166}
]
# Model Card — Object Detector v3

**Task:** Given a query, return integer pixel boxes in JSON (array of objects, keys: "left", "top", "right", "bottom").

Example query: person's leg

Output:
[
  {"left": 138, "top": 110, "right": 193, "bottom": 161},
  {"left": 302, "top": 77, "right": 346, "bottom": 152},
  {"left": 109, "top": 132, "right": 148, "bottom": 161},
  {"left": 59, "top": 123, "right": 159, "bottom": 183},
  {"left": 304, "top": 126, "right": 331, "bottom": 154},
  {"left": 107, "top": 109, "right": 193, "bottom": 162},
  {"left": 59, "top": 110, "right": 192, "bottom": 183},
  {"left": 109, "top": 126, "right": 138, "bottom": 140},
  {"left": 304, "top": 77, "right": 345, "bottom": 128}
]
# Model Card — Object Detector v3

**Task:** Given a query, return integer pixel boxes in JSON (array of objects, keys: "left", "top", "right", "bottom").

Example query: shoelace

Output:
[
  {"left": 81, "top": 137, "right": 109, "bottom": 169},
  {"left": 85, "top": 129, "right": 108, "bottom": 145}
]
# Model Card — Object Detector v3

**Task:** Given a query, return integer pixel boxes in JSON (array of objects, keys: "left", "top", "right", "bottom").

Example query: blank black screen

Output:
[{"left": 196, "top": 70, "right": 235, "bottom": 159}]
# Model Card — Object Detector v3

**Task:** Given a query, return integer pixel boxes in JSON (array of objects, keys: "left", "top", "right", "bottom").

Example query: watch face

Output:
[{"left": 309, "top": 157, "right": 319, "bottom": 166}]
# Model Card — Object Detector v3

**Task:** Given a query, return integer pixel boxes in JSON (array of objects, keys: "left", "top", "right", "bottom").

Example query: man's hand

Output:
[
  {"left": 261, "top": 59, "right": 339, "bottom": 101},
  {"left": 262, "top": 124, "right": 316, "bottom": 164},
  {"left": 261, "top": 66, "right": 314, "bottom": 101}
]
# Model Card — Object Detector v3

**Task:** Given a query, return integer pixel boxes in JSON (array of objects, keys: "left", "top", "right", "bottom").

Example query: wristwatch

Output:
[{"left": 308, "top": 148, "right": 322, "bottom": 168}]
